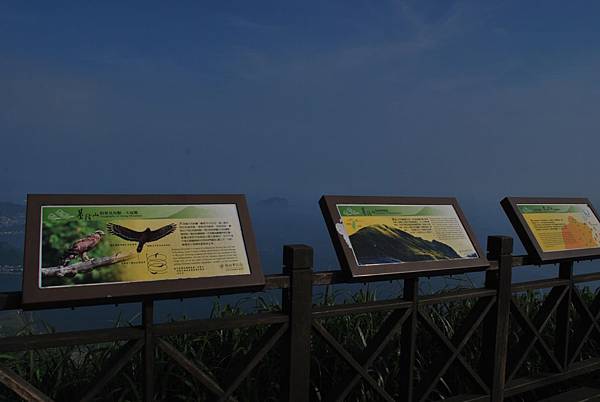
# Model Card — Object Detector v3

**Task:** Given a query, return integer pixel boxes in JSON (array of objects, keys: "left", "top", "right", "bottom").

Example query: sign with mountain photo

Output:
[
  {"left": 320, "top": 196, "right": 489, "bottom": 278},
  {"left": 22, "top": 195, "right": 264, "bottom": 307}
]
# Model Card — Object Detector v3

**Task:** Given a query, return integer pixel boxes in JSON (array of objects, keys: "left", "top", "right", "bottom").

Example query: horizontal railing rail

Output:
[{"left": 0, "top": 237, "right": 597, "bottom": 401}]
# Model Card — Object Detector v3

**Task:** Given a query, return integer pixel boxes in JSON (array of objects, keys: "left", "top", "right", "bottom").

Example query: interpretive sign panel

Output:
[
  {"left": 502, "top": 197, "right": 600, "bottom": 263},
  {"left": 23, "top": 194, "right": 264, "bottom": 307},
  {"left": 320, "top": 196, "right": 489, "bottom": 278}
]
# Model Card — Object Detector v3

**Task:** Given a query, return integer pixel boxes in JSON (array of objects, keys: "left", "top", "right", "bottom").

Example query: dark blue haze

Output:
[{"left": 1, "top": 1, "right": 600, "bottom": 329}]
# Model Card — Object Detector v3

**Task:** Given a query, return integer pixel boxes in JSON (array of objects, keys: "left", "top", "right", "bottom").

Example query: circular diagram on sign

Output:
[{"left": 146, "top": 252, "right": 168, "bottom": 274}]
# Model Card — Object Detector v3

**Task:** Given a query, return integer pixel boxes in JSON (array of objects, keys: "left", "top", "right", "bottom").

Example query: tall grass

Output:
[{"left": 0, "top": 286, "right": 598, "bottom": 401}]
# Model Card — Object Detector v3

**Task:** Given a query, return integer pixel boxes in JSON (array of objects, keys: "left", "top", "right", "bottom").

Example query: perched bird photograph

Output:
[
  {"left": 106, "top": 223, "right": 177, "bottom": 252},
  {"left": 61, "top": 230, "right": 105, "bottom": 266}
]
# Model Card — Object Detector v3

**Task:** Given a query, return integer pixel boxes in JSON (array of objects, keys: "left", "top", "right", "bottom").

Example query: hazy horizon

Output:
[{"left": 2, "top": 1, "right": 600, "bottom": 290}]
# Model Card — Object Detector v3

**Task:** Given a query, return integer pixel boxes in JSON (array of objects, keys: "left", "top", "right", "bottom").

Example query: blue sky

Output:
[
  {"left": 1, "top": 1, "right": 600, "bottom": 216},
  {"left": 4, "top": 1, "right": 600, "bottom": 320}
]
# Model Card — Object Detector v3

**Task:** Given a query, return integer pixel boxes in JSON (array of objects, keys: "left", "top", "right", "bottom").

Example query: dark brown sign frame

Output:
[
  {"left": 22, "top": 194, "right": 264, "bottom": 309},
  {"left": 320, "top": 195, "right": 489, "bottom": 279},
  {"left": 501, "top": 196, "right": 600, "bottom": 264}
]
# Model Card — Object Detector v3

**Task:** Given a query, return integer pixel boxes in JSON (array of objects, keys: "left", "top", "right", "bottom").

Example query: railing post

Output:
[
  {"left": 399, "top": 277, "right": 418, "bottom": 402},
  {"left": 282, "top": 244, "right": 313, "bottom": 402},
  {"left": 142, "top": 299, "right": 155, "bottom": 402},
  {"left": 555, "top": 261, "right": 573, "bottom": 369},
  {"left": 482, "top": 235, "right": 513, "bottom": 402}
]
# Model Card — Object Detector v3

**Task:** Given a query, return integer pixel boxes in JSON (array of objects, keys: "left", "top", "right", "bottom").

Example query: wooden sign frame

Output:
[
  {"left": 320, "top": 195, "right": 489, "bottom": 279},
  {"left": 501, "top": 197, "right": 600, "bottom": 264},
  {"left": 22, "top": 194, "right": 264, "bottom": 308}
]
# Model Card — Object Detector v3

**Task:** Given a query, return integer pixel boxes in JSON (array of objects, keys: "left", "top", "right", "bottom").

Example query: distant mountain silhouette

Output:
[{"left": 349, "top": 224, "right": 461, "bottom": 265}]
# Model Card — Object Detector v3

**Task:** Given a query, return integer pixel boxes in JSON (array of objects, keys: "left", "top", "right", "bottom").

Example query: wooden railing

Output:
[{"left": 0, "top": 236, "right": 599, "bottom": 401}]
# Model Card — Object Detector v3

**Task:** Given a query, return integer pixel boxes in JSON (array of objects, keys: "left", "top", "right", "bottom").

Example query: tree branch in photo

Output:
[{"left": 41, "top": 252, "right": 136, "bottom": 278}]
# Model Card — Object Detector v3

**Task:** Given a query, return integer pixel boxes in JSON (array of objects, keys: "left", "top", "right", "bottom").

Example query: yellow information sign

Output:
[
  {"left": 517, "top": 204, "right": 600, "bottom": 252},
  {"left": 337, "top": 204, "right": 479, "bottom": 266},
  {"left": 40, "top": 204, "right": 251, "bottom": 288}
]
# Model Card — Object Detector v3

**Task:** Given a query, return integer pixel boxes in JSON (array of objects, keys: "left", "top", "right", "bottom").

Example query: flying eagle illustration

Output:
[
  {"left": 62, "top": 230, "right": 105, "bottom": 266},
  {"left": 106, "top": 223, "right": 177, "bottom": 253}
]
